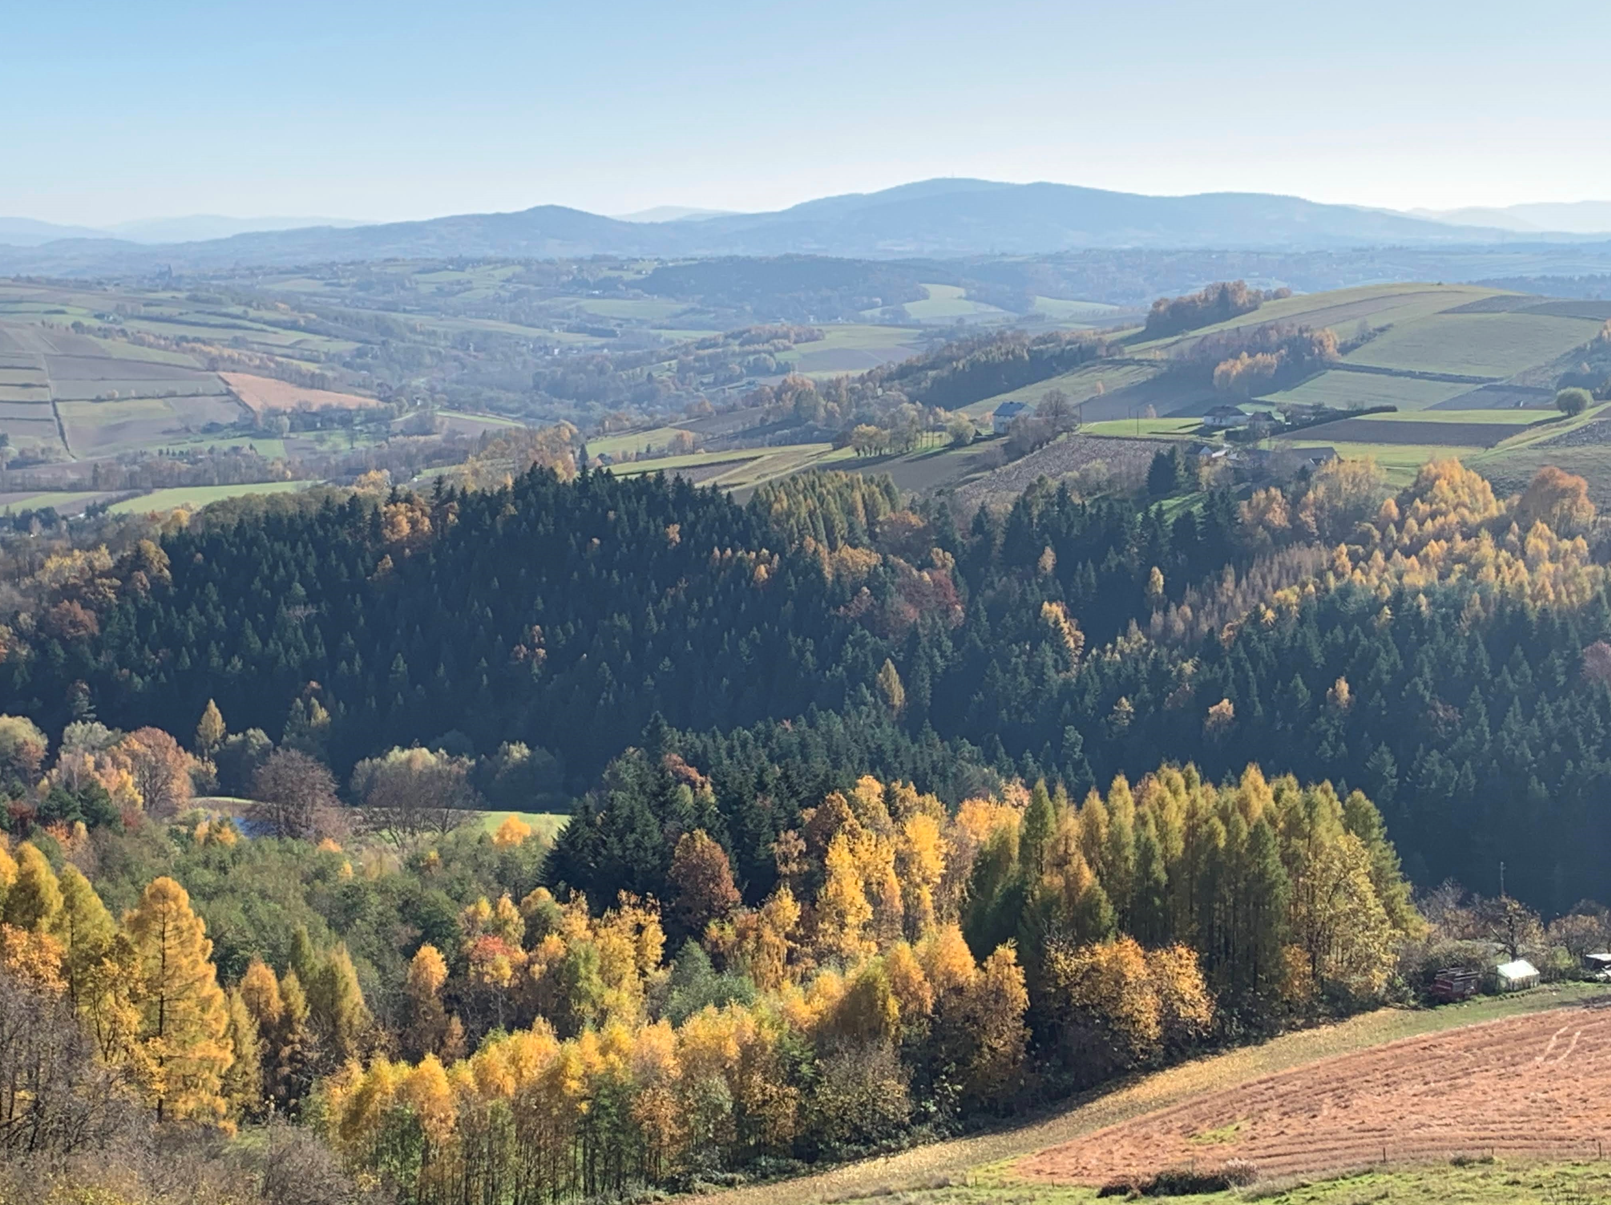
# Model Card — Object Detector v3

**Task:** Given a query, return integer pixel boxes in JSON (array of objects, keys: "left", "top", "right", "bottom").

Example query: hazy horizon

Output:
[
  {"left": 8, "top": 182, "right": 1611, "bottom": 239},
  {"left": 10, "top": 0, "right": 1610, "bottom": 228}
]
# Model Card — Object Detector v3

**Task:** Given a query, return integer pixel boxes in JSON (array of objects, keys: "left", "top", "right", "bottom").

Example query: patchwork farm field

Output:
[
  {"left": 59, "top": 395, "right": 244, "bottom": 454},
  {"left": 1299, "top": 416, "right": 1534, "bottom": 447},
  {"left": 895, "top": 283, "right": 1015, "bottom": 323},
  {"left": 1131, "top": 284, "right": 1503, "bottom": 357},
  {"left": 781, "top": 325, "right": 933, "bottom": 375}
]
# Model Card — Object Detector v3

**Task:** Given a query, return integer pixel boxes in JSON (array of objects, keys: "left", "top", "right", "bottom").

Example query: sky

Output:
[{"left": 7, "top": 0, "right": 1609, "bottom": 227}]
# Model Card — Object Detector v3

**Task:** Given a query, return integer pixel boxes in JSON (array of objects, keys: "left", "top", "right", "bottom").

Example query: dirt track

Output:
[{"left": 1021, "top": 1001, "right": 1611, "bottom": 1185}]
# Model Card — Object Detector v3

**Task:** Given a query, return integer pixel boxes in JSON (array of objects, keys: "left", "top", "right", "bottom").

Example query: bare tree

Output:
[
  {"left": 0, "top": 968, "right": 147, "bottom": 1157},
  {"left": 350, "top": 746, "right": 480, "bottom": 850},
  {"left": 249, "top": 749, "right": 342, "bottom": 840},
  {"left": 1039, "top": 388, "right": 1078, "bottom": 433}
]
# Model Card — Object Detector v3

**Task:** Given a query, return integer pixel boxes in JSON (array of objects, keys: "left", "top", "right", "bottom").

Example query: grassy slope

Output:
[
  {"left": 107, "top": 480, "right": 309, "bottom": 514},
  {"left": 835, "top": 1161, "right": 1611, "bottom": 1205},
  {"left": 1341, "top": 313, "right": 1604, "bottom": 379},
  {"left": 1261, "top": 373, "right": 1475, "bottom": 412},
  {"left": 698, "top": 984, "right": 1609, "bottom": 1205}
]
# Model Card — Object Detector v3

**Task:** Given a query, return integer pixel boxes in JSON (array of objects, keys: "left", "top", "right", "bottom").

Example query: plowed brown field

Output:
[
  {"left": 220, "top": 372, "right": 378, "bottom": 415},
  {"left": 1021, "top": 1002, "right": 1611, "bottom": 1185}
]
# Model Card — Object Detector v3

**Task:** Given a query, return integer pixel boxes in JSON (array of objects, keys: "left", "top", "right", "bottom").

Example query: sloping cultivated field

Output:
[
  {"left": 1340, "top": 312, "right": 1606, "bottom": 379},
  {"left": 220, "top": 371, "right": 380, "bottom": 415},
  {"left": 697, "top": 986, "right": 1607, "bottom": 1205},
  {"left": 1021, "top": 1002, "right": 1611, "bottom": 1187}
]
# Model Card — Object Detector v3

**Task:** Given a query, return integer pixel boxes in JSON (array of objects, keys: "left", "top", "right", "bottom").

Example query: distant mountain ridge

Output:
[
  {"left": 1412, "top": 201, "right": 1611, "bottom": 235},
  {"left": 0, "top": 213, "right": 370, "bottom": 247},
  {"left": 1, "top": 179, "right": 1604, "bottom": 274}
]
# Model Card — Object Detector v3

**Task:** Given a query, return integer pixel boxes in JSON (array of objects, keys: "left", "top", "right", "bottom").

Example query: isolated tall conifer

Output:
[
  {"left": 56, "top": 862, "right": 115, "bottom": 1005},
  {"left": 123, "top": 875, "right": 233, "bottom": 1123},
  {"left": 195, "top": 698, "right": 226, "bottom": 756}
]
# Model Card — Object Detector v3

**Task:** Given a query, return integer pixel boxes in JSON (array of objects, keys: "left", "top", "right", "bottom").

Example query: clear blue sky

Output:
[{"left": 8, "top": 0, "right": 1608, "bottom": 225}]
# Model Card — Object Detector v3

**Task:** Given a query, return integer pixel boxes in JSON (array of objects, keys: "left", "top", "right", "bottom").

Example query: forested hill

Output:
[
  {"left": 0, "top": 472, "right": 884, "bottom": 781},
  {"left": 5, "top": 460, "right": 1611, "bottom": 911}
]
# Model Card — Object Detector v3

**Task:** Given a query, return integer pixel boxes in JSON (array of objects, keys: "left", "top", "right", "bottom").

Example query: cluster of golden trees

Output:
[
  {"left": 1259, "top": 459, "right": 1604, "bottom": 611},
  {"left": 0, "top": 847, "right": 238, "bottom": 1126},
  {"left": 0, "top": 712, "right": 198, "bottom": 827},
  {"left": 322, "top": 795, "right": 1035, "bottom": 1199},
  {"left": 0, "top": 755, "right": 1419, "bottom": 1203},
  {"left": 0, "top": 830, "right": 376, "bottom": 1135},
  {"left": 316, "top": 765, "right": 1415, "bottom": 1202},
  {"left": 1152, "top": 458, "right": 1602, "bottom": 646}
]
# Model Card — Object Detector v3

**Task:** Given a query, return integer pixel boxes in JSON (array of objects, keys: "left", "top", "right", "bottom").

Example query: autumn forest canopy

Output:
[{"left": 2, "top": 444, "right": 1611, "bottom": 1205}]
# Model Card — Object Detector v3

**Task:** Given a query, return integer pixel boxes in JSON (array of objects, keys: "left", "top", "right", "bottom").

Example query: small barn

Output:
[
  {"left": 1496, "top": 958, "right": 1540, "bottom": 991},
  {"left": 1584, "top": 952, "right": 1611, "bottom": 979},
  {"left": 992, "top": 400, "right": 1030, "bottom": 435},
  {"left": 1431, "top": 967, "right": 1481, "bottom": 1002}
]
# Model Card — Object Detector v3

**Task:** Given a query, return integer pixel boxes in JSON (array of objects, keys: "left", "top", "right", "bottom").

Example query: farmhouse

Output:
[
  {"left": 1496, "top": 958, "right": 1540, "bottom": 991},
  {"left": 1203, "top": 404, "right": 1248, "bottom": 429},
  {"left": 992, "top": 400, "right": 1032, "bottom": 434}
]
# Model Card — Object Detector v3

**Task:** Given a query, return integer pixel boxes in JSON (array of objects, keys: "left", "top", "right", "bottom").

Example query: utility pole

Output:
[{"left": 1499, "top": 860, "right": 1506, "bottom": 898}]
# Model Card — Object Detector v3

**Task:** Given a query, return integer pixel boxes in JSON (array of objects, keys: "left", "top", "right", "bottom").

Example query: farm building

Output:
[
  {"left": 1203, "top": 404, "right": 1248, "bottom": 429},
  {"left": 1496, "top": 958, "right": 1540, "bottom": 991},
  {"left": 992, "top": 400, "right": 1031, "bottom": 435},
  {"left": 1584, "top": 952, "right": 1611, "bottom": 979},
  {"left": 1431, "top": 967, "right": 1481, "bottom": 1002}
]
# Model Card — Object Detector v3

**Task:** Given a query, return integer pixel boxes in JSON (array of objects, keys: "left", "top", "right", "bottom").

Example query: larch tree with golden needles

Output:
[
  {"left": 122, "top": 875, "right": 233, "bottom": 1123},
  {"left": 3, "top": 842, "right": 63, "bottom": 935},
  {"left": 194, "top": 698, "right": 226, "bottom": 758},
  {"left": 222, "top": 986, "right": 263, "bottom": 1123},
  {"left": 55, "top": 862, "right": 115, "bottom": 1006}
]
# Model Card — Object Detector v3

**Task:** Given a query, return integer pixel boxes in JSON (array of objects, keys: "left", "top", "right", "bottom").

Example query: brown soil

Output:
[
  {"left": 220, "top": 372, "right": 378, "bottom": 415},
  {"left": 1021, "top": 1003, "right": 1611, "bottom": 1185}
]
